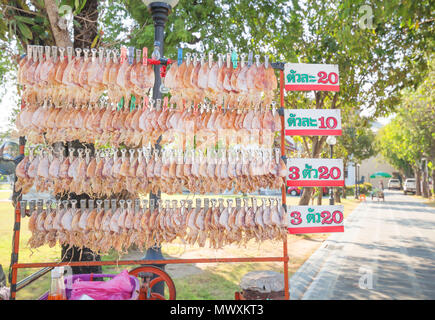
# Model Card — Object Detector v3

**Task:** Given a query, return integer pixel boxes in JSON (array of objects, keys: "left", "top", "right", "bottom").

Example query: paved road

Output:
[{"left": 291, "top": 190, "right": 435, "bottom": 300}]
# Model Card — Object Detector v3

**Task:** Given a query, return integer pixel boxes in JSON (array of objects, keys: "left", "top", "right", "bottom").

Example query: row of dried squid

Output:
[
  {"left": 165, "top": 52, "right": 277, "bottom": 109},
  {"left": 18, "top": 45, "right": 154, "bottom": 106},
  {"left": 15, "top": 146, "right": 287, "bottom": 197},
  {"left": 16, "top": 99, "right": 282, "bottom": 148},
  {"left": 17, "top": 45, "right": 277, "bottom": 110},
  {"left": 26, "top": 197, "right": 288, "bottom": 254}
]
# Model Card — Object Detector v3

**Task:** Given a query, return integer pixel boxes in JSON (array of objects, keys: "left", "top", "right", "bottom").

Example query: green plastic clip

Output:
[
  {"left": 231, "top": 50, "right": 238, "bottom": 69},
  {"left": 130, "top": 95, "right": 136, "bottom": 112},
  {"left": 117, "top": 96, "right": 124, "bottom": 111}
]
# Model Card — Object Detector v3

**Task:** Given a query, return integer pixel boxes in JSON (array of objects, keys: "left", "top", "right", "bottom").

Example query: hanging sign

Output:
[
  {"left": 288, "top": 205, "right": 344, "bottom": 234},
  {"left": 287, "top": 158, "right": 344, "bottom": 187},
  {"left": 284, "top": 63, "right": 340, "bottom": 92},
  {"left": 284, "top": 109, "right": 342, "bottom": 136}
]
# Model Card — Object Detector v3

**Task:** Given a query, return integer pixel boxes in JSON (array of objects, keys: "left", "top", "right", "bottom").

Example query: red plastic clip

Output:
[{"left": 160, "top": 65, "right": 167, "bottom": 78}]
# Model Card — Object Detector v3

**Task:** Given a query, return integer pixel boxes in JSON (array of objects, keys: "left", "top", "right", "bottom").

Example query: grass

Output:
[
  {"left": 0, "top": 190, "right": 12, "bottom": 200},
  {"left": 0, "top": 194, "right": 361, "bottom": 300},
  {"left": 0, "top": 201, "right": 62, "bottom": 299},
  {"left": 412, "top": 194, "right": 435, "bottom": 208},
  {"left": 0, "top": 184, "right": 12, "bottom": 191}
]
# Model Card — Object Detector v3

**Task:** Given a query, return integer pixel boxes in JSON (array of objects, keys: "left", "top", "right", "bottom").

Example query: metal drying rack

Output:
[{"left": 8, "top": 61, "right": 290, "bottom": 300}]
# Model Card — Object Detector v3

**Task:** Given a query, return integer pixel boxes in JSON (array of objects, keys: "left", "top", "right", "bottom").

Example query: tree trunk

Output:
[
  {"left": 44, "top": 0, "right": 73, "bottom": 47},
  {"left": 300, "top": 187, "right": 313, "bottom": 206},
  {"left": 422, "top": 165, "right": 429, "bottom": 198},
  {"left": 316, "top": 188, "right": 322, "bottom": 205},
  {"left": 342, "top": 164, "right": 347, "bottom": 200},
  {"left": 432, "top": 169, "right": 435, "bottom": 197},
  {"left": 73, "top": 0, "right": 99, "bottom": 48},
  {"left": 334, "top": 188, "right": 341, "bottom": 203},
  {"left": 415, "top": 167, "right": 422, "bottom": 196},
  {"left": 45, "top": 0, "right": 100, "bottom": 274}
]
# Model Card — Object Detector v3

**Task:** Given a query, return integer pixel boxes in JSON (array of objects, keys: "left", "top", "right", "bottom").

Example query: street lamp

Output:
[
  {"left": 326, "top": 136, "right": 337, "bottom": 205},
  {"left": 142, "top": 0, "right": 179, "bottom": 99},
  {"left": 141, "top": 0, "right": 179, "bottom": 296},
  {"left": 355, "top": 164, "right": 360, "bottom": 199},
  {"left": 354, "top": 163, "right": 358, "bottom": 199}
]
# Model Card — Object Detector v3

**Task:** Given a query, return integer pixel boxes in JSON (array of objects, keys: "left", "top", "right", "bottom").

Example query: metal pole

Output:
[
  {"left": 9, "top": 99, "right": 26, "bottom": 300},
  {"left": 143, "top": 1, "right": 171, "bottom": 296},
  {"left": 329, "top": 145, "right": 334, "bottom": 205},
  {"left": 279, "top": 69, "right": 290, "bottom": 300},
  {"left": 354, "top": 163, "right": 358, "bottom": 199},
  {"left": 356, "top": 165, "right": 360, "bottom": 197}
]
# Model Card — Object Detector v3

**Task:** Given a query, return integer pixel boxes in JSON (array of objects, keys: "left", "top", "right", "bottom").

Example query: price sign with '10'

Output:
[
  {"left": 284, "top": 109, "right": 342, "bottom": 136},
  {"left": 286, "top": 158, "right": 344, "bottom": 187},
  {"left": 288, "top": 205, "right": 345, "bottom": 234}
]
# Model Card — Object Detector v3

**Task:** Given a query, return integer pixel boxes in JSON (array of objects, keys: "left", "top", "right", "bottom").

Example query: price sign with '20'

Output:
[
  {"left": 286, "top": 158, "right": 344, "bottom": 187},
  {"left": 284, "top": 63, "right": 340, "bottom": 92},
  {"left": 288, "top": 205, "right": 345, "bottom": 234}
]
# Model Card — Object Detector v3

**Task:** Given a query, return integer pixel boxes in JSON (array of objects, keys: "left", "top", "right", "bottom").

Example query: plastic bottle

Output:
[{"left": 48, "top": 267, "right": 66, "bottom": 300}]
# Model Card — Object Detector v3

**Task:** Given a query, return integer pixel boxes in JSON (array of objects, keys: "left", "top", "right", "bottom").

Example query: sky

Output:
[{"left": 0, "top": 77, "right": 18, "bottom": 133}]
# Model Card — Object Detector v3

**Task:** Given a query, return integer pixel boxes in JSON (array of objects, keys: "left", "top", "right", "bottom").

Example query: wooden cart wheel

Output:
[{"left": 129, "top": 266, "right": 176, "bottom": 300}]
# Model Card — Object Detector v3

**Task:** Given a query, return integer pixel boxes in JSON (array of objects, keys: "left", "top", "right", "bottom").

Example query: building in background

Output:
[{"left": 358, "top": 155, "right": 398, "bottom": 187}]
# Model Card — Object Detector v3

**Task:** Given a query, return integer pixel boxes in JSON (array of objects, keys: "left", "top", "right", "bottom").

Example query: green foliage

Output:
[
  {"left": 345, "top": 182, "right": 373, "bottom": 196},
  {"left": 376, "top": 58, "right": 435, "bottom": 175},
  {"left": 0, "top": 0, "right": 433, "bottom": 141}
]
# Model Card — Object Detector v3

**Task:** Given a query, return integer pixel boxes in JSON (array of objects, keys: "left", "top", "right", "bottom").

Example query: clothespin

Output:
[
  {"left": 128, "top": 46, "right": 134, "bottom": 65},
  {"left": 231, "top": 50, "right": 238, "bottom": 69},
  {"left": 20, "top": 200, "right": 27, "bottom": 217},
  {"left": 136, "top": 49, "right": 141, "bottom": 64},
  {"left": 248, "top": 51, "right": 253, "bottom": 67},
  {"left": 130, "top": 95, "right": 136, "bottom": 112},
  {"left": 120, "top": 46, "right": 127, "bottom": 64},
  {"left": 104, "top": 199, "right": 110, "bottom": 212},
  {"left": 208, "top": 51, "right": 213, "bottom": 68},
  {"left": 177, "top": 47, "right": 183, "bottom": 66},
  {"left": 118, "top": 96, "right": 124, "bottom": 111},
  {"left": 26, "top": 45, "right": 32, "bottom": 60}
]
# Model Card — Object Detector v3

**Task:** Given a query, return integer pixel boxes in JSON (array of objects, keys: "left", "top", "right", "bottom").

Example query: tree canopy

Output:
[
  {"left": 0, "top": 1, "right": 433, "bottom": 197},
  {"left": 376, "top": 58, "right": 434, "bottom": 196}
]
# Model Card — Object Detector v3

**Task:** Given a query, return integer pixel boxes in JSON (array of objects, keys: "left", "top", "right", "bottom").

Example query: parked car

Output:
[
  {"left": 388, "top": 179, "right": 401, "bottom": 190},
  {"left": 287, "top": 187, "right": 301, "bottom": 196},
  {"left": 288, "top": 187, "right": 328, "bottom": 196},
  {"left": 403, "top": 178, "right": 416, "bottom": 195}
]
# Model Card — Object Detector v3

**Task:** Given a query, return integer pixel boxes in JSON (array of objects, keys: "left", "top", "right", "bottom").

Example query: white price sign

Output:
[
  {"left": 288, "top": 205, "right": 344, "bottom": 234},
  {"left": 284, "top": 63, "right": 340, "bottom": 92},
  {"left": 287, "top": 158, "right": 344, "bottom": 187},
  {"left": 284, "top": 109, "right": 342, "bottom": 136}
]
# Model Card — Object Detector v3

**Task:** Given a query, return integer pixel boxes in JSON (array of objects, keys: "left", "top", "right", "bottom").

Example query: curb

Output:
[{"left": 289, "top": 201, "right": 364, "bottom": 299}]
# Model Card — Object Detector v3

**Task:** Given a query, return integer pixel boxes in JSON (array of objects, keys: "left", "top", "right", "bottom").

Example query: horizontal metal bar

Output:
[
  {"left": 12, "top": 256, "right": 288, "bottom": 269},
  {"left": 16, "top": 267, "right": 53, "bottom": 292},
  {"left": 271, "top": 62, "right": 285, "bottom": 70}
]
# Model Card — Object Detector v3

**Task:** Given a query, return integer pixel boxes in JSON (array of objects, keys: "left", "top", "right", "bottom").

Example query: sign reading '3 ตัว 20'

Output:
[
  {"left": 287, "top": 158, "right": 344, "bottom": 187},
  {"left": 288, "top": 205, "right": 344, "bottom": 234},
  {"left": 284, "top": 109, "right": 342, "bottom": 136},
  {"left": 284, "top": 63, "right": 340, "bottom": 92}
]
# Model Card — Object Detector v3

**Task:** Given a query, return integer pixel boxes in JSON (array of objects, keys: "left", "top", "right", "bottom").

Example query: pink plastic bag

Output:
[{"left": 70, "top": 270, "right": 133, "bottom": 300}]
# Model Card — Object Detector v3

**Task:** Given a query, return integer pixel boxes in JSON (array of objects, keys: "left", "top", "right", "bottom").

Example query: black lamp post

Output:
[
  {"left": 355, "top": 164, "right": 360, "bottom": 198},
  {"left": 326, "top": 136, "right": 337, "bottom": 205},
  {"left": 141, "top": 0, "right": 179, "bottom": 296}
]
